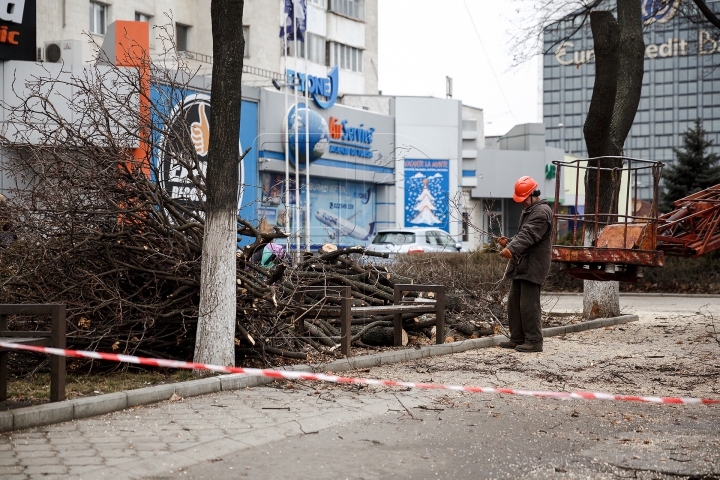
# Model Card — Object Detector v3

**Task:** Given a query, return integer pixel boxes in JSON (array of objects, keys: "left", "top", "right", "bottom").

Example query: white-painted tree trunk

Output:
[
  {"left": 194, "top": 209, "right": 237, "bottom": 366},
  {"left": 582, "top": 231, "right": 620, "bottom": 318},
  {"left": 583, "top": 280, "right": 620, "bottom": 318}
]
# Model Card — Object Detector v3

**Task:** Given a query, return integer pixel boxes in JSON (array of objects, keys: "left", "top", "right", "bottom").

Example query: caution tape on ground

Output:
[{"left": 1, "top": 341, "right": 717, "bottom": 406}]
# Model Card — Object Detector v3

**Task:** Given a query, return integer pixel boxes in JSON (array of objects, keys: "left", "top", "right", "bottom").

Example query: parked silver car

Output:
[{"left": 367, "top": 228, "right": 463, "bottom": 258}]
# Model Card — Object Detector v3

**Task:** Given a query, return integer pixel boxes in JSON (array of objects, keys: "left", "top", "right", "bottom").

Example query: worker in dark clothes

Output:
[{"left": 497, "top": 176, "right": 553, "bottom": 353}]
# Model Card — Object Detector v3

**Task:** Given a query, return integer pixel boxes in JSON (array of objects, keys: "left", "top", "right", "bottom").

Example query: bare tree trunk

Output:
[
  {"left": 194, "top": 0, "right": 245, "bottom": 366},
  {"left": 582, "top": 0, "right": 644, "bottom": 319},
  {"left": 611, "top": 0, "right": 646, "bottom": 149}
]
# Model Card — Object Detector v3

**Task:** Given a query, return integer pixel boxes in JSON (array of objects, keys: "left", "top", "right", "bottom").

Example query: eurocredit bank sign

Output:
[
  {"left": 0, "top": 0, "right": 36, "bottom": 61},
  {"left": 553, "top": 0, "right": 720, "bottom": 66},
  {"left": 286, "top": 66, "right": 339, "bottom": 109}
]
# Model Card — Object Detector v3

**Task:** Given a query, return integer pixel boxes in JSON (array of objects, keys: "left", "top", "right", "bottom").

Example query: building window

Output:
[
  {"left": 462, "top": 212, "right": 470, "bottom": 242},
  {"left": 89, "top": 2, "right": 107, "bottom": 35},
  {"left": 285, "top": 33, "right": 326, "bottom": 65},
  {"left": 330, "top": 42, "right": 362, "bottom": 72},
  {"left": 135, "top": 12, "right": 151, "bottom": 23},
  {"left": 308, "top": 0, "right": 327, "bottom": 6},
  {"left": 176, "top": 24, "right": 189, "bottom": 52},
  {"left": 243, "top": 26, "right": 249, "bottom": 57},
  {"left": 307, "top": 33, "right": 325, "bottom": 64},
  {"left": 330, "top": 0, "right": 364, "bottom": 21}
]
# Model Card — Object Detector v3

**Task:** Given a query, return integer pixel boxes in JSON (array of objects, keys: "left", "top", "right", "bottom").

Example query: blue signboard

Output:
[
  {"left": 403, "top": 159, "right": 450, "bottom": 232},
  {"left": 149, "top": 86, "right": 258, "bottom": 233},
  {"left": 283, "top": 103, "right": 378, "bottom": 167},
  {"left": 286, "top": 66, "right": 339, "bottom": 109},
  {"left": 259, "top": 172, "right": 376, "bottom": 248}
]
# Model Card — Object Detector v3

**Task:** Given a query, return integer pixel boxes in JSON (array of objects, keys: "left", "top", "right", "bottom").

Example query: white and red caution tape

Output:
[{"left": 1, "top": 341, "right": 718, "bottom": 406}]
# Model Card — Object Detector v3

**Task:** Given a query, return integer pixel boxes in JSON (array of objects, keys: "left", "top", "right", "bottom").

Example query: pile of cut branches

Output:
[{"left": 0, "top": 35, "right": 437, "bottom": 367}]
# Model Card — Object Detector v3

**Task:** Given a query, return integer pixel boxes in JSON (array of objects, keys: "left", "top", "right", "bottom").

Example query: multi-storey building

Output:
[
  {"left": 2, "top": 0, "right": 377, "bottom": 96},
  {"left": 543, "top": 0, "right": 720, "bottom": 201}
]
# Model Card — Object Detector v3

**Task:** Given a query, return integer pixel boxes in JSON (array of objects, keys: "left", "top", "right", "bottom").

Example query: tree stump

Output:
[{"left": 319, "top": 243, "right": 338, "bottom": 255}]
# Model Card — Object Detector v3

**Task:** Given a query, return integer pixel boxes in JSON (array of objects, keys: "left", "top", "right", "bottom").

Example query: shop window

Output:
[{"left": 89, "top": 2, "right": 107, "bottom": 35}]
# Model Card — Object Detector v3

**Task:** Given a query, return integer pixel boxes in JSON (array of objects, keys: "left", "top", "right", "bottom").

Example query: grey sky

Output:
[{"left": 378, "top": 0, "right": 541, "bottom": 137}]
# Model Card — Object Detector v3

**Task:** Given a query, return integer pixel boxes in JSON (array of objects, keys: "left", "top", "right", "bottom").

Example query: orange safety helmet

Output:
[{"left": 513, "top": 176, "right": 539, "bottom": 202}]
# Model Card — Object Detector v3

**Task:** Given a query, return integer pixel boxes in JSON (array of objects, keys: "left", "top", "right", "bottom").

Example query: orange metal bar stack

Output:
[{"left": 657, "top": 184, "right": 720, "bottom": 257}]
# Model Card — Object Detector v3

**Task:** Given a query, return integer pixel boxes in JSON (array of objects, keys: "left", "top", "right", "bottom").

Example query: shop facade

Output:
[{"left": 254, "top": 85, "right": 395, "bottom": 249}]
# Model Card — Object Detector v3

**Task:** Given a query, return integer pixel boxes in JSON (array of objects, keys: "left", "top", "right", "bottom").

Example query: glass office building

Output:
[{"left": 543, "top": 1, "right": 720, "bottom": 200}]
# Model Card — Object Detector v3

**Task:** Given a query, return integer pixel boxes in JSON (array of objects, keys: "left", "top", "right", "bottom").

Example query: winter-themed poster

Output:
[{"left": 403, "top": 159, "right": 450, "bottom": 232}]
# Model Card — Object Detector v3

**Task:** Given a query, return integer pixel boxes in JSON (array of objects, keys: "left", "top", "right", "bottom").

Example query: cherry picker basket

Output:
[{"left": 551, "top": 157, "right": 664, "bottom": 282}]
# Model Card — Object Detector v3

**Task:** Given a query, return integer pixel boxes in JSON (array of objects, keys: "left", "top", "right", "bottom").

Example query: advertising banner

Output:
[
  {"left": 403, "top": 159, "right": 450, "bottom": 232},
  {"left": 259, "top": 172, "right": 376, "bottom": 248},
  {"left": 150, "top": 86, "right": 259, "bottom": 238}
]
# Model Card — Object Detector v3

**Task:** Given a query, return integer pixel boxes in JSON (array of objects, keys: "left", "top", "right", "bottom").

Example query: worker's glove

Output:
[
  {"left": 497, "top": 236, "right": 508, "bottom": 247},
  {"left": 499, "top": 248, "right": 513, "bottom": 259}
]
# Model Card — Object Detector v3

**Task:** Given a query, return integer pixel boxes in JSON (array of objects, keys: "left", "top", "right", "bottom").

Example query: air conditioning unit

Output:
[{"left": 42, "top": 40, "right": 83, "bottom": 65}]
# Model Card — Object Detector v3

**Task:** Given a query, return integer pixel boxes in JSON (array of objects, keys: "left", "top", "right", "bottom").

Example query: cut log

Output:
[
  {"left": 455, "top": 321, "right": 494, "bottom": 337},
  {"left": 360, "top": 326, "right": 408, "bottom": 346},
  {"left": 319, "top": 243, "right": 338, "bottom": 255},
  {"left": 455, "top": 322, "right": 476, "bottom": 336}
]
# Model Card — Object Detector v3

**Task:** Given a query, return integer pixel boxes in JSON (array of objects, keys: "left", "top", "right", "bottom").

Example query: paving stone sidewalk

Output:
[{"left": 0, "top": 382, "right": 439, "bottom": 479}]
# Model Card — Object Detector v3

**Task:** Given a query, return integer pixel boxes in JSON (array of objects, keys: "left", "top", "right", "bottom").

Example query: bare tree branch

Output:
[{"left": 692, "top": 0, "right": 720, "bottom": 30}]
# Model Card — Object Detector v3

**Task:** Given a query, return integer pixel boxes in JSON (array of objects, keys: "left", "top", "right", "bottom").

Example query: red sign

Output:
[{"left": 0, "top": 0, "right": 36, "bottom": 61}]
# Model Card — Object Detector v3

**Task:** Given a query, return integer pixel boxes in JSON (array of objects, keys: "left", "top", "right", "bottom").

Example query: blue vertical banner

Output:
[
  {"left": 403, "top": 159, "right": 450, "bottom": 232},
  {"left": 238, "top": 100, "right": 258, "bottom": 225},
  {"left": 279, "top": 0, "right": 307, "bottom": 41}
]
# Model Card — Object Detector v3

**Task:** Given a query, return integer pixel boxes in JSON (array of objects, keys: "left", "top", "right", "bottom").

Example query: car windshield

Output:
[{"left": 372, "top": 232, "right": 416, "bottom": 245}]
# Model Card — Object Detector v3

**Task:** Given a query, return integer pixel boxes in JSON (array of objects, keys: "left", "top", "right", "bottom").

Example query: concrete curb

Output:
[{"left": 1, "top": 314, "right": 638, "bottom": 432}]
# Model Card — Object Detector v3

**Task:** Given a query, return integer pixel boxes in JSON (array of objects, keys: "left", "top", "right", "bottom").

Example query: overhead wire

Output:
[{"left": 461, "top": 0, "right": 518, "bottom": 123}]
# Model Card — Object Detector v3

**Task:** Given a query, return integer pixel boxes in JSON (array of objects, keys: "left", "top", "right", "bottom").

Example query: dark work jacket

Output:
[{"left": 506, "top": 199, "right": 553, "bottom": 285}]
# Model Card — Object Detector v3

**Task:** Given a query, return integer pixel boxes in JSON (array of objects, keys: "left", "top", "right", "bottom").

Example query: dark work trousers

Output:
[{"left": 507, "top": 279, "right": 543, "bottom": 346}]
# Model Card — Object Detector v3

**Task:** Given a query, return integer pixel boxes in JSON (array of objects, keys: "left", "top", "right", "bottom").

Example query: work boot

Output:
[
  {"left": 499, "top": 340, "right": 520, "bottom": 349},
  {"left": 514, "top": 343, "right": 543, "bottom": 353}
]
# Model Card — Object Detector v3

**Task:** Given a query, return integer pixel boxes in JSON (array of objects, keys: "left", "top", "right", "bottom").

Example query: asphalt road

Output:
[
  {"left": 171, "top": 395, "right": 720, "bottom": 480},
  {"left": 168, "top": 294, "right": 720, "bottom": 480},
  {"left": 542, "top": 292, "right": 720, "bottom": 319}
]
